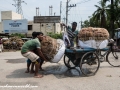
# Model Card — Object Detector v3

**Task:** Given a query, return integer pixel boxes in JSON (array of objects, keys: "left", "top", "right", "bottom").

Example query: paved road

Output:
[{"left": 0, "top": 51, "right": 120, "bottom": 90}]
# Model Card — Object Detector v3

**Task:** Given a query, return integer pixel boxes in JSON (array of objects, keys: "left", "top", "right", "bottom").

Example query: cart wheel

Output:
[
  {"left": 64, "top": 55, "right": 76, "bottom": 69},
  {"left": 106, "top": 51, "right": 120, "bottom": 67},
  {"left": 80, "top": 52, "right": 100, "bottom": 76}
]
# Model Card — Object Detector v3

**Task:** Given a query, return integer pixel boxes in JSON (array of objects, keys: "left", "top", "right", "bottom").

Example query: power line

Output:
[
  {"left": 60, "top": 2, "right": 66, "bottom": 23},
  {"left": 66, "top": 0, "right": 76, "bottom": 25},
  {"left": 12, "top": 0, "right": 27, "bottom": 18},
  {"left": 0, "top": 6, "right": 31, "bottom": 21},
  {"left": 76, "top": 0, "right": 92, "bottom": 5},
  {"left": 60, "top": 0, "right": 93, "bottom": 25}
]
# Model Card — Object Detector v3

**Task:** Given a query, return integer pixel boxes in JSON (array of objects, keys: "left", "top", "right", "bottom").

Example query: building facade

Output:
[
  {"left": 1, "top": 11, "right": 22, "bottom": 21},
  {"left": 27, "top": 21, "right": 61, "bottom": 37},
  {"left": 0, "top": 11, "right": 22, "bottom": 33},
  {"left": 0, "top": 11, "right": 61, "bottom": 37}
]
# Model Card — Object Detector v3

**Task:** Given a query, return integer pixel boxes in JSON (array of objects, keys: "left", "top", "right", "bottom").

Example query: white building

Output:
[
  {"left": 27, "top": 21, "right": 61, "bottom": 37},
  {"left": 0, "top": 11, "right": 62, "bottom": 37},
  {"left": 0, "top": 11, "right": 22, "bottom": 33},
  {"left": 1, "top": 11, "right": 22, "bottom": 21}
]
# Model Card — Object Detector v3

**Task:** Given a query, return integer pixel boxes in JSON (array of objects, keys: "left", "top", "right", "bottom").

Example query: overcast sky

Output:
[{"left": 0, "top": 0, "right": 100, "bottom": 29}]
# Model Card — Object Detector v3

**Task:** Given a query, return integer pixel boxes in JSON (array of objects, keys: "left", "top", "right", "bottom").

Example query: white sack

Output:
[
  {"left": 78, "top": 40, "right": 108, "bottom": 49},
  {"left": 0, "top": 44, "right": 3, "bottom": 52},
  {"left": 50, "top": 39, "right": 65, "bottom": 63},
  {"left": 62, "top": 31, "right": 70, "bottom": 46},
  {"left": 78, "top": 40, "right": 89, "bottom": 49},
  {"left": 99, "top": 40, "right": 108, "bottom": 49}
]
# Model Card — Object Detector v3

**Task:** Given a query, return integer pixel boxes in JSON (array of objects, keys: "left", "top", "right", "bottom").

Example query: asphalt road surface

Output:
[{"left": 0, "top": 51, "right": 120, "bottom": 90}]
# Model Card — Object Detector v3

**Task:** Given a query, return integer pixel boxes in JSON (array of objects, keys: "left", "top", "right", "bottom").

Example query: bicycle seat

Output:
[{"left": 108, "top": 39, "right": 115, "bottom": 46}]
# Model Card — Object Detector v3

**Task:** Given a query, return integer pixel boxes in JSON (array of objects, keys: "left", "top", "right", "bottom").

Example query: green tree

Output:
[
  {"left": 92, "top": 0, "right": 108, "bottom": 28},
  {"left": 47, "top": 33, "right": 62, "bottom": 39},
  {"left": 81, "top": 0, "right": 120, "bottom": 36},
  {"left": 81, "top": 20, "right": 90, "bottom": 28},
  {"left": 114, "top": 0, "right": 120, "bottom": 28},
  {"left": 103, "top": 0, "right": 120, "bottom": 37},
  {"left": 11, "top": 33, "right": 26, "bottom": 38}
]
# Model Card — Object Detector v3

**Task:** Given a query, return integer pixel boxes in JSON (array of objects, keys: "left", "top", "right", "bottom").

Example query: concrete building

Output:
[
  {"left": 1, "top": 11, "right": 22, "bottom": 21},
  {"left": 0, "top": 11, "right": 61, "bottom": 37},
  {"left": 0, "top": 11, "right": 22, "bottom": 33},
  {"left": 27, "top": 21, "right": 61, "bottom": 37},
  {"left": 0, "top": 22, "right": 3, "bottom": 33}
]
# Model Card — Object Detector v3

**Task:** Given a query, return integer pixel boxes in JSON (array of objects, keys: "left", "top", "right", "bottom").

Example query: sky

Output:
[{"left": 0, "top": 0, "right": 100, "bottom": 29}]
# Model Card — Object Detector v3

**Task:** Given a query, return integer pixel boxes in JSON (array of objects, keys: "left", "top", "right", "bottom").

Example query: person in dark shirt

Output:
[{"left": 62, "top": 22, "right": 79, "bottom": 47}]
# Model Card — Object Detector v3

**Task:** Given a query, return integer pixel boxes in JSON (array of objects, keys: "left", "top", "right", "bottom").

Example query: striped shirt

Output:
[{"left": 66, "top": 27, "right": 78, "bottom": 41}]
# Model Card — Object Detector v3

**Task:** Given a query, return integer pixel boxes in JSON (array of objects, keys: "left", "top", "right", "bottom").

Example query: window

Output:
[{"left": 28, "top": 25, "right": 32, "bottom": 30}]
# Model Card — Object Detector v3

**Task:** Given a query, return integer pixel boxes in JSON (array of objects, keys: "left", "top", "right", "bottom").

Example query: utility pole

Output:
[
  {"left": 49, "top": 6, "right": 50, "bottom": 16},
  {"left": 66, "top": 0, "right": 68, "bottom": 26},
  {"left": 49, "top": 5, "right": 53, "bottom": 16},
  {"left": 111, "top": 0, "right": 114, "bottom": 38},
  {"left": 51, "top": 6, "right": 53, "bottom": 16},
  {"left": 60, "top": 1, "right": 62, "bottom": 22},
  {"left": 36, "top": 7, "right": 40, "bottom": 16},
  {"left": 66, "top": 0, "right": 76, "bottom": 26},
  {"left": 63, "top": 17, "right": 66, "bottom": 24},
  {"left": 80, "top": 19, "right": 83, "bottom": 29},
  {"left": 12, "top": 0, "right": 27, "bottom": 18}
]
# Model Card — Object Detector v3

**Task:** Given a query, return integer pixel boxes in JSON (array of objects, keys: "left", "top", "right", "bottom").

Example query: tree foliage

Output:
[
  {"left": 11, "top": 33, "right": 26, "bottom": 38},
  {"left": 82, "top": 0, "right": 120, "bottom": 35},
  {"left": 47, "top": 33, "right": 62, "bottom": 39}
]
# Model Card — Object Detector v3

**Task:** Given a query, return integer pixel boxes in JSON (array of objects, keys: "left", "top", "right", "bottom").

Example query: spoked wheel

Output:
[
  {"left": 64, "top": 55, "right": 76, "bottom": 69},
  {"left": 106, "top": 51, "right": 120, "bottom": 67},
  {"left": 80, "top": 52, "right": 100, "bottom": 76},
  {"left": 96, "top": 50, "right": 105, "bottom": 62}
]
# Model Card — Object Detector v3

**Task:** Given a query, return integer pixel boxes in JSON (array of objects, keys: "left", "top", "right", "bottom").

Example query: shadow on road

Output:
[
  {"left": 41, "top": 64, "right": 84, "bottom": 79},
  {"left": 6, "top": 68, "right": 34, "bottom": 78},
  {"left": 5, "top": 58, "right": 26, "bottom": 63},
  {"left": 6, "top": 64, "right": 84, "bottom": 79}
]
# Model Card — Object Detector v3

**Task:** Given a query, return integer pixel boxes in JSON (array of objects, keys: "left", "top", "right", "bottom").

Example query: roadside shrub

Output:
[
  {"left": 11, "top": 33, "right": 26, "bottom": 38},
  {"left": 47, "top": 33, "right": 62, "bottom": 39}
]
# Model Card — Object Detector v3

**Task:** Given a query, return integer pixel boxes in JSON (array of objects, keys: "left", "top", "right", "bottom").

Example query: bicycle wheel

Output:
[
  {"left": 106, "top": 51, "right": 120, "bottom": 67},
  {"left": 80, "top": 52, "right": 100, "bottom": 76},
  {"left": 64, "top": 55, "right": 76, "bottom": 69},
  {"left": 96, "top": 50, "right": 105, "bottom": 62}
]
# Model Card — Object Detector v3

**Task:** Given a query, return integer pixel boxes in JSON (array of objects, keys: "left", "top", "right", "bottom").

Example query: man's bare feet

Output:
[{"left": 34, "top": 74, "right": 43, "bottom": 78}]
